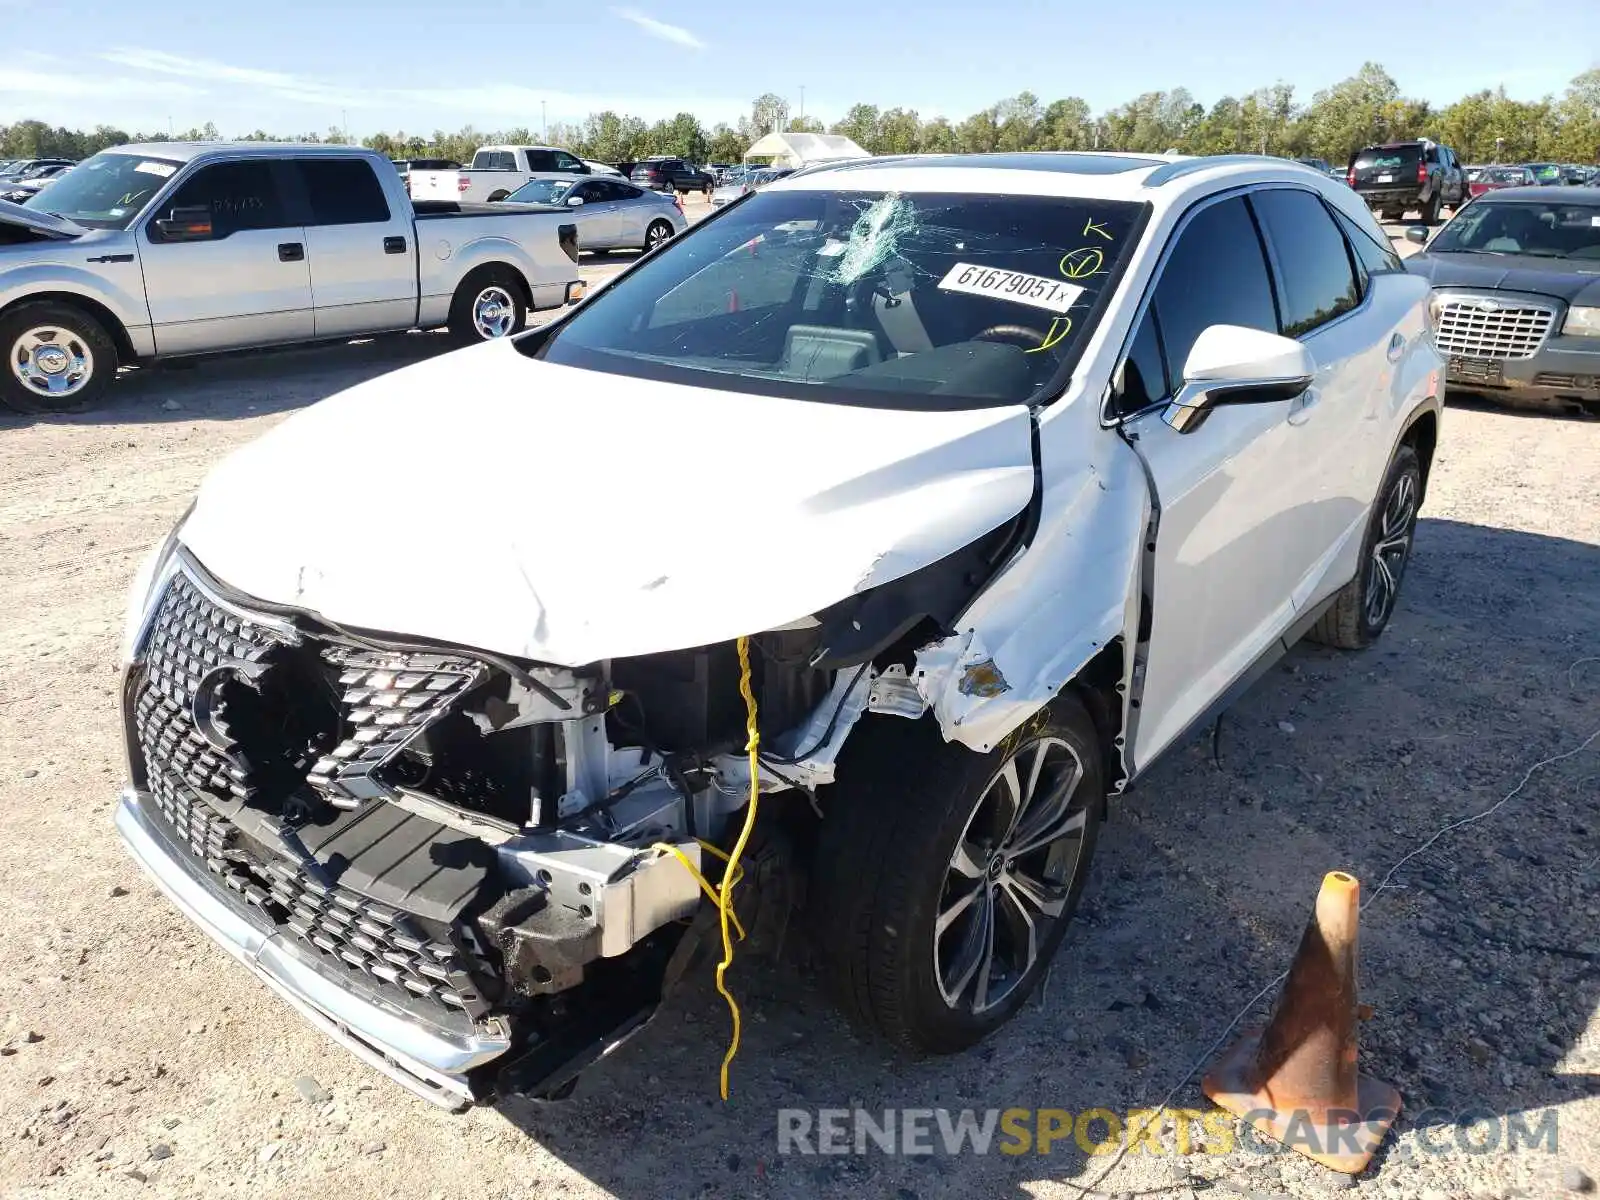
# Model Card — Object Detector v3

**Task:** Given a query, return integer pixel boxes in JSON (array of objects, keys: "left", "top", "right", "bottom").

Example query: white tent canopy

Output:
[{"left": 743, "top": 132, "right": 870, "bottom": 168}]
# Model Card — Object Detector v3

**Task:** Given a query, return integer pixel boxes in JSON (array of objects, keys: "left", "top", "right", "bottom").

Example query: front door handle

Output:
[
  {"left": 278, "top": 242, "right": 304, "bottom": 262},
  {"left": 383, "top": 236, "right": 407, "bottom": 254},
  {"left": 1386, "top": 332, "right": 1406, "bottom": 363}
]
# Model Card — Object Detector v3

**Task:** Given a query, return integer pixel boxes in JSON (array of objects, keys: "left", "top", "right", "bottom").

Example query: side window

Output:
[
  {"left": 525, "top": 150, "right": 555, "bottom": 172},
  {"left": 1149, "top": 195, "right": 1278, "bottom": 391},
  {"left": 1112, "top": 306, "right": 1169, "bottom": 417},
  {"left": 294, "top": 159, "right": 391, "bottom": 225},
  {"left": 574, "top": 181, "right": 605, "bottom": 202},
  {"left": 149, "top": 161, "right": 289, "bottom": 240},
  {"left": 1333, "top": 208, "right": 1404, "bottom": 274},
  {"left": 1249, "top": 189, "right": 1360, "bottom": 337},
  {"left": 553, "top": 152, "right": 584, "bottom": 172}
]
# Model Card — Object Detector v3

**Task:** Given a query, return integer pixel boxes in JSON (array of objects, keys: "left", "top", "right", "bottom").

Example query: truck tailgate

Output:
[{"left": 411, "top": 170, "right": 463, "bottom": 201}]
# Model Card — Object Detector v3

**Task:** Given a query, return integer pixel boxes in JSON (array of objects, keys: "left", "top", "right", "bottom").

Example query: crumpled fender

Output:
[{"left": 914, "top": 438, "right": 1149, "bottom": 759}]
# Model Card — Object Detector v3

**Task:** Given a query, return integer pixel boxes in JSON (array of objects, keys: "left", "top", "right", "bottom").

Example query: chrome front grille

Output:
[{"left": 1435, "top": 296, "right": 1557, "bottom": 361}]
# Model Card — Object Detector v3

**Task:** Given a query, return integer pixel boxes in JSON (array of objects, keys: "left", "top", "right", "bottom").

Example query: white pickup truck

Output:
[
  {"left": 410, "top": 145, "right": 614, "bottom": 206},
  {"left": 0, "top": 143, "right": 584, "bottom": 414}
]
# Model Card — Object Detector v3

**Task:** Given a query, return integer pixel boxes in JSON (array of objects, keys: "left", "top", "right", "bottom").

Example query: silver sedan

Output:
[{"left": 501, "top": 176, "right": 686, "bottom": 253}]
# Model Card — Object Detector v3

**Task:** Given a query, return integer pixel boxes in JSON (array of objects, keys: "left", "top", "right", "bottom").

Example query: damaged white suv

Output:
[{"left": 116, "top": 152, "right": 1443, "bottom": 1108}]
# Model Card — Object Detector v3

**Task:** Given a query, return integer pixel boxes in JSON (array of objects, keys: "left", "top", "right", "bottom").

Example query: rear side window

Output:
[
  {"left": 152, "top": 161, "right": 290, "bottom": 238},
  {"left": 1148, "top": 195, "right": 1278, "bottom": 391},
  {"left": 1250, "top": 189, "right": 1360, "bottom": 337},
  {"left": 294, "top": 159, "right": 391, "bottom": 225},
  {"left": 473, "top": 150, "right": 516, "bottom": 170},
  {"left": 1332, "top": 208, "right": 1404, "bottom": 274}
]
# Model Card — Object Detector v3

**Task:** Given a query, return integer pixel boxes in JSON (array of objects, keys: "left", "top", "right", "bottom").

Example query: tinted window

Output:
[
  {"left": 530, "top": 190, "right": 1145, "bottom": 410},
  {"left": 1149, "top": 196, "right": 1277, "bottom": 389},
  {"left": 153, "top": 161, "right": 290, "bottom": 238},
  {"left": 294, "top": 159, "right": 390, "bottom": 225},
  {"left": 1333, "top": 209, "right": 1403, "bottom": 274},
  {"left": 612, "top": 182, "right": 644, "bottom": 201},
  {"left": 1113, "top": 306, "right": 1169, "bottom": 417},
  {"left": 1250, "top": 190, "right": 1359, "bottom": 336},
  {"left": 1354, "top": 146, "right": 1422, "bottom": 171},
  {"left": 553, "top": 151, "right": 584, "bottom": 172}
]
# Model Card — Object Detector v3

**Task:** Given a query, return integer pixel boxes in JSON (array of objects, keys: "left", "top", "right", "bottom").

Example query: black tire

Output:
[
  {"left": 447, "top": 267, "right": 527, "bottom": 345},
  {"left": 1307, "top": 444, "right": 1422, "bottom": 651},
  {"left": 1420, "top": 193, "right": 1441, "bottom": 225},
  {"left": 663, "top": 181, "right": 676, "bottom": 195},
  {"left": 643, "top": 219, "right": 674, "bottom": 252},
  {"left": 0, "top": 300, "right": 118, "bottom": 415},
  {"left": 811, "top": 696, "right": 1105, "bottom": 1053}
]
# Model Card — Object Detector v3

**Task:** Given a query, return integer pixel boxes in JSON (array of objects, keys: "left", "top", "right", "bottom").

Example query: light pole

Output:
[
  {"left": 342, "top": 109, "right": 349, "bottom": 143},
  {"left": 542, "top": 101, "right": 548, "bottom": 143},
  {"left": 799, "top": 85, "right": 805, "bottom": 128}
]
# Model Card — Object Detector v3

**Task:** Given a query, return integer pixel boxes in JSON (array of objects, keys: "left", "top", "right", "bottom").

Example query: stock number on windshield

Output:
[{"left": 938, "top": 263, "right": 1084, "bottom": 314}]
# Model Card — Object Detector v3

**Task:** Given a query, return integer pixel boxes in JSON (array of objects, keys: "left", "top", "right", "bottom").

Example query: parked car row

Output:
[{"left": 1, "top": 143, "right": 583, "bottom": 414}]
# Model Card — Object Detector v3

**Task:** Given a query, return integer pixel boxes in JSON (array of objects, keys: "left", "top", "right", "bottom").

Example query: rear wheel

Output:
[
  {"left": 0, "top": 301, "right": 118, "bottom": 415},
  {"left": 1420, "top": 193, "right": 1441, "bottom": 225},
  {"left": 1307, "top": 444, "right": 1422, "bottom": 650},
  {"left": 644, "top": 219, "right": 674, "bottom": 252},
  {"left": 663, "top": 181, "right": 676, "bottom": 196},
  {"left": 812, "top": 696, "right": 1105, "bottom": 1053},
  {"left": 447, "top": 268, "right": 527, "bottom": 345}
]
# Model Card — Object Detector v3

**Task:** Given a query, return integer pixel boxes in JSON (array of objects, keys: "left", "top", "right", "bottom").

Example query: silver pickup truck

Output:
[{"left": 0, "top": 143, "right": 584, "bottom": 414}]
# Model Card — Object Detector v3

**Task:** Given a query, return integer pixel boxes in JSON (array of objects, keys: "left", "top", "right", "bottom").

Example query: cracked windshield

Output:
[{"left": 530, "top": 189, "right": 1144, "bottom": 407}]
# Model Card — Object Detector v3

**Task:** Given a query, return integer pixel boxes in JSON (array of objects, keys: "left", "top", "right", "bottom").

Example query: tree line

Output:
[{"left": 4, "top": 63, "right": 1596, "bottom": 169}]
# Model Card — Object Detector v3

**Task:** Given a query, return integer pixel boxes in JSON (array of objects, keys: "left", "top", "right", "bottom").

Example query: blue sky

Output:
[{"left": 0, "top": 0, "right": 1594, "bottom": 137}]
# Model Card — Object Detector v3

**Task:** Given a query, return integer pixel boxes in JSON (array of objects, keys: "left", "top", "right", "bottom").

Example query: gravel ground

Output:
[{"left": 1, "top": 223, "right": 1597, "bottom": 1200}]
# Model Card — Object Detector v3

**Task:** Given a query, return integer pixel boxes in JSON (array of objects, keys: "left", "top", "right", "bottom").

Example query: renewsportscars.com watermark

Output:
[{"left": 776, "top": 1107, "right": 1560, "bottom": 1158}]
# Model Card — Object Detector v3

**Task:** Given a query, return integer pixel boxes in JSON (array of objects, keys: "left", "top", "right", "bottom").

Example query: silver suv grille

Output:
[
  {"left": 130, "top": 561, "right": 497, "bottom": 1019},
  {"left": 1434, "top": 296, "right": 1557, "bottom": 360}
]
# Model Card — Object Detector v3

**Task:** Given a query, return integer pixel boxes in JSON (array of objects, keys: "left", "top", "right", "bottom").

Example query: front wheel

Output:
[
  {"left": 0, "top": 300, "right": 118, "bottom": 415},
  {"left": 447, "top": 268, "right": 527, "bottom": 345},
  {"left": 812, "top": 696, "right": 1105, "bottom": 1053},
  {"left": 1307, "top": 444, "right": 1422, "bottom": 650}
]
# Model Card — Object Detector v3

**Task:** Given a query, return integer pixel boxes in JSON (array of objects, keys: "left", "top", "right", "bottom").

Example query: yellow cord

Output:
[
  {"left": 648, "top": 840, "right": 747, "bottom": 943},
  {"left": 714, "top": 634, "right": 761, "bottom": 1100}
]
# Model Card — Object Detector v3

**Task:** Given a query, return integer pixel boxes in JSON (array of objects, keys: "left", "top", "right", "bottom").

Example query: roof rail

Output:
[{"left": 1140, "top": 153, "right": 1339, "bottom": 188}]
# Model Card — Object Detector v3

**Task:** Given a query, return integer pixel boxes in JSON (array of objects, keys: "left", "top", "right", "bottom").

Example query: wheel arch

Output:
[
  {"left": 0, "top": 291, "right": 136, "bottom": 364},
  {"left": 1399, "top": 404, "right": 1439, "bottom": 500},
  {"left": 454, "top": 260, "right": 533, "bottom": 314}
]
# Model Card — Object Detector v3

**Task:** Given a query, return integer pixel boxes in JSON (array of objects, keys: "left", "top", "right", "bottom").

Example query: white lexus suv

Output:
[{"left": 115, "top": 152, "right": 1443, "bottom": 1108}]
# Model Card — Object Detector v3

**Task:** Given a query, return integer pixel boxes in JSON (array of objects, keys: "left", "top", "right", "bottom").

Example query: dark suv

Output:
[
  {"left": 1347, "top": 139, "right": 1466, "bottom": 224},
  {"left": 629, "top": 157, "right": 713, "bottom": 194}
]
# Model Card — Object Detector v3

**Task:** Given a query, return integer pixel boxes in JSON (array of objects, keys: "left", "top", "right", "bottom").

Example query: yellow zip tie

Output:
[{"left": 715, "top": 634, "right": 762, "bottom": 1100}]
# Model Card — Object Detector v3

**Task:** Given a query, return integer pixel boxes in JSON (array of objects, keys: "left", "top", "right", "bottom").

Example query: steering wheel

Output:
[{"left": 973, "top": 323, "right": 1047, "bottom": 350}]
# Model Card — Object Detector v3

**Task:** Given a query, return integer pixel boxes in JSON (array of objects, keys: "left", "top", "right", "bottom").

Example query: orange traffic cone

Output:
[{"left": 1202, "top": 871, "right": 1401, "bottom": 1174}]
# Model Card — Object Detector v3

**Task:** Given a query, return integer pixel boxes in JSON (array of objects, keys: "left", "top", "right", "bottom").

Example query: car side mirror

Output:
[
  {"left": 153, "top": 205, "right": 215, "bottom": 242},
  {"left": 1163, "top": 325, "right": 1315, "bottom": 434},
  {"left": 566, "top": 195, "right": 584, "bottom": 206},
  {"left": 1405, "top": 226, "right": 1431, "bottom": 244}
]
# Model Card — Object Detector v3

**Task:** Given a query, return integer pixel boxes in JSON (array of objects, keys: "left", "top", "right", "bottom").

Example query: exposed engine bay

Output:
[{"left": 119, "top": 528, "right": 1027, "bottom": 1105}]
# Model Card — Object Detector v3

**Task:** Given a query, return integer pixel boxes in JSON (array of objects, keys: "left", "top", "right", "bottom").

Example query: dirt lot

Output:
[{"left": 1, "top": 219, "right": 1598, "bottom": 1200}]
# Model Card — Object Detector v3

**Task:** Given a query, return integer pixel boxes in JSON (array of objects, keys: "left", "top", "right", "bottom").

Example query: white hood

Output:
[{"left": 179, "top": 339, "right": 1036, "bottom": 666}]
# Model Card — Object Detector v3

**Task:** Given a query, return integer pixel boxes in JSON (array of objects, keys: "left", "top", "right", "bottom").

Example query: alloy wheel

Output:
[
  {"left": 933, "top": 736, "right": 1092, "bottom": 1015},
  {"left": 1365, "top": 469, "right": 1418, "bottom": 628}
]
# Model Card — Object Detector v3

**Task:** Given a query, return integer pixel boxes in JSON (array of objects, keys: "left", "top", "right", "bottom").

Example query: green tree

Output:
[
  {"left": 877, "top": 108, "right": 921, "bottom": 155},
  {"left": 831, "top": 103, "right": 882, "bottom": 151},
  {"left": 994, "top": 92, "right": 1042, "bottom": 152},
  {"left": 917, "top": 116, "right": 959, "bottom": 154},
  {"left": 1037, "top": 98, "right": 1092, "bottom": 150},
  {"left": 786, "top": 115, "right": 825, "bottom": 134}
]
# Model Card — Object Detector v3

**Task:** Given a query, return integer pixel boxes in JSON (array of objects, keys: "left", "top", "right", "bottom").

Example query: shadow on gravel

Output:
[
  {"left": 0, "top": 332, "right": 450, "bottom": 430},
  {"left": 475, "top": 518, "right": 1600, "bottom": 1196},
  {"left": 1445, "top": 390, "right": 1600, "bottom": 423}
]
